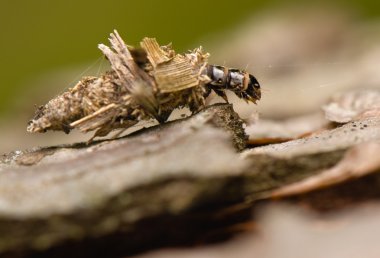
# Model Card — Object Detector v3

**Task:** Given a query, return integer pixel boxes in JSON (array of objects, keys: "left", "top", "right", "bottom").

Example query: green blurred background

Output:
[{"left": 1, "top": 0, "right": 380, "bottom": 120}]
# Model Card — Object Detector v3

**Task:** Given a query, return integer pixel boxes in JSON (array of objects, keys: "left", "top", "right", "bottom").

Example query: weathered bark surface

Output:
[
  {"left": 2, "top": 100, "right": 380, "bottom": 257},
  {"left": 0, "top": 104, "right": 249, "bottom": 256},
  {"left": 4, "top": 99, "right": 380, "bottom": 258}
]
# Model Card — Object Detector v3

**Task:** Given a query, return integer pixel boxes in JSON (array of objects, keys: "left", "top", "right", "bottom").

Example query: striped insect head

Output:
[
  {"left": 229, "top": 69, "right": 261, "bottom": 104},
  {"left": 245, "top": 73, "right": 261, "bottom": 103}
]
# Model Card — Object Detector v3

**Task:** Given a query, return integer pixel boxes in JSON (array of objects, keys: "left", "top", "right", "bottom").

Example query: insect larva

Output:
[{"left": 27, "top": 30, "right": 261, "bottom": 142}]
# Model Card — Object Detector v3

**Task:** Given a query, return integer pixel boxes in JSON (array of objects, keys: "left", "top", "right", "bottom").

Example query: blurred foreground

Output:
[{"left": 137, "top": 203, "right": 380, "bottom": 258}]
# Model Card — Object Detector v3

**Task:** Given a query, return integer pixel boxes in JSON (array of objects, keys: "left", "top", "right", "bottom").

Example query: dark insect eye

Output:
[{"left": 249, "top": 74, "right": 260, "bottom": 88}]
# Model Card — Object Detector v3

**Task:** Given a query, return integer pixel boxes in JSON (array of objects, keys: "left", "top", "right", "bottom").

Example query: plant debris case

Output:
[{"left": 27, "top": 31, "right": 260, "bottom": 142}]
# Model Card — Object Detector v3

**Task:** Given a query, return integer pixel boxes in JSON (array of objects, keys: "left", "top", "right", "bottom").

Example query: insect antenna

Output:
[
  {"left": 244, "top": 62, "right": 251, "bottom": 71},
  {"left": 260, "top": 87, "right": 272, "bottom": 94}
]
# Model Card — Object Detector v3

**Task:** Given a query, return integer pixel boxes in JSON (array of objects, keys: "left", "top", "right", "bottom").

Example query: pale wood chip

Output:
[
  {"left": 154, "top": 55, "right": 199, "bottom": 93},
  {"left": 140, "top": 37, "right": 173, "bottom": 67}
]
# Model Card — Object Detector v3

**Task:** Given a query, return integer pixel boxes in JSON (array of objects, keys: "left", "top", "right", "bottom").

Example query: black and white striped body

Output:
[{"left": 205, "top": 65, "right": 261, "bottom": 103}]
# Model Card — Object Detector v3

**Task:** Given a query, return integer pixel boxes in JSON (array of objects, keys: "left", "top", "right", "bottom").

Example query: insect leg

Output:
[
  {"left": 87, "top": 125, "right": 114, "bottom": 144},
  {"left": 111, "top": 120, "right": 138, "bottom": 139},
  {"left": 213, "top": 89, "right": 229, "bottom": 103},
  {"left": 86, "top": 119, "right": 139, "bottom": 144},
  {"left": 112, "top": 128, "right": 128, "bottom": 139},
  {"left": 203, "top": 86, "right": 212, "bottom": 98}
]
